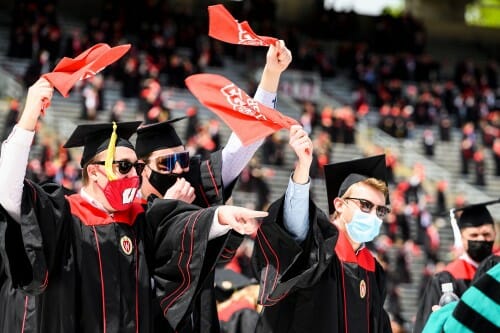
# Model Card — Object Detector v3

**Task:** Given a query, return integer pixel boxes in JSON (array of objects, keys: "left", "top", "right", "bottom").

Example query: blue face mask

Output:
[{"left": 345, "top": 209, "right": 383, "bottom": 243}]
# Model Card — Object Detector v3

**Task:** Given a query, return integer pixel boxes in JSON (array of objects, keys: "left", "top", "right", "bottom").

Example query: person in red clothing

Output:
[{"left": 413, "top": 199, "right": 498, "bottom": 332}]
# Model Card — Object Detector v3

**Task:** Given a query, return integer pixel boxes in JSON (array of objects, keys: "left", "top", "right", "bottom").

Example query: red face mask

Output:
[{"left": 100, "top": 176, "right": 140, "bottom": 211}]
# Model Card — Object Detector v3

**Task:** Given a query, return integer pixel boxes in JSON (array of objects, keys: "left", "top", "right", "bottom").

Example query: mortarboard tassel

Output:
[
  {"left": 105, "top": 122, "right": 118, "bottom": 181},
  {"left": 449, "top": 208, "right": 463, "bottom": 251}
]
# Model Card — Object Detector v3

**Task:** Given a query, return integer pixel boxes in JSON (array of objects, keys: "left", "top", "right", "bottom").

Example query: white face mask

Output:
[{"left": 345, "top": 209, "right": 383, "bottom": 243}]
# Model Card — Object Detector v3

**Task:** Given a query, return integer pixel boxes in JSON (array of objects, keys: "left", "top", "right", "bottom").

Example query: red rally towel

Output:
[
  {"left": 185, "top": 73, "right": 298, "bottom": 146},
  {"left": 208, "top": 4, "right": 278, "bottom": 46},
  {"left": 43, "top": 43, "right": 131, "bottom": 97}
]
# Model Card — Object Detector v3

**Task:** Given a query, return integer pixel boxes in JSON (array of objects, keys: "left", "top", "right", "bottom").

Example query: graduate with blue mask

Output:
[
  {"left": 253, "top": 136, "right": 393, "bottom": 333},
  {"left": 327, "top": 157, "right": 390, "bottom": 249}
]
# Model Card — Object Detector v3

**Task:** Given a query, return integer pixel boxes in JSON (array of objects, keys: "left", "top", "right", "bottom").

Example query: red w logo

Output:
[
  {"left": 220, "top": 83, "right": 268, "bottom": 120},
  {"left": 237, "top": 22, "right": 266, "bottom": 46},
  {"left": 122, "top": 188, "right": 137, "bottom": 204}
]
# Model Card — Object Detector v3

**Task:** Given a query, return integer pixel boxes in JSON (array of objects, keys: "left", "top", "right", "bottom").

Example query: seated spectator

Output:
[
  {"left": 493, "top": 138, "right": 500, "bottom": 177},
  {"left": 23, "top": 50, "right": 51, "bottom": 88},
  {"left": 473, "top": 147, "right": 487, "bottom": 186},
  {"left": 422, "top": 129, "right": 435, "bottom": 157},
  {"left": 261, "top": 132, "right": 285, "bottom": 166}
]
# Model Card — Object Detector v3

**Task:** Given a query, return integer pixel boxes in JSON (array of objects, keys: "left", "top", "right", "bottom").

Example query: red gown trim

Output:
[
  {"left": 160, "top": 209, "right": 204, "bottom": 314},
  {"left": 445, "top": 258, "right": 476, "bottom": 281},
  {"left": 335, "top": 231, "right": 375, "bottom": 272},
  {"left": 67, "top": 194, "right": 143, "bottom": 226}
]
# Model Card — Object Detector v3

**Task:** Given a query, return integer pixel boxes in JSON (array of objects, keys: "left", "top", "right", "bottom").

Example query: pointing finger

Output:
[{"left": 244, "top": 210, "right": 268, "bottom": 219}]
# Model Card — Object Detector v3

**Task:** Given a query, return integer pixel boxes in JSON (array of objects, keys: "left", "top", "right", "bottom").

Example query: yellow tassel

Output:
[{"left": 104, "top": 122, "right": 118, "bottom": 181}]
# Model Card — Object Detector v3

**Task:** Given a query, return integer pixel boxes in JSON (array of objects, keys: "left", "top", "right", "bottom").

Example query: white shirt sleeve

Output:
[
  {"left": 0, "top": 125, "right": 35, "bottom": 222},
  {"left": 253, "top": 86, "right": 277, "bottom": 109},
  {"left": 209, "top": 207, "right": 232, "bottom": 240},
  {"left": 283, "top": 174, "right": 311, "bottom": 242},
  {"left": 221, "top": 87, "right": 277, "bottom": 186}
]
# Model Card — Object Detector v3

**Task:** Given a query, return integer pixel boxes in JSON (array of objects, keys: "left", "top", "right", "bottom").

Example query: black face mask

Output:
[
  {"left": 148, "top": 169, "right": 184, "bottom": 196},
  {"left": 467, "top": 240, "right": 494, "bottom": 262}
]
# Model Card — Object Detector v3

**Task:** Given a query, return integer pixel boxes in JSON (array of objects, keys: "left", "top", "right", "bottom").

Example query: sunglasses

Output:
[
  {"left": 93, "top": 160, "right": 146, "bottom": 175},
  {"left": 344, "top": 197, "right": 391, "bottom": 219},
  {"left": 148, "top": 151, "right": 190, "bottom": 173}
]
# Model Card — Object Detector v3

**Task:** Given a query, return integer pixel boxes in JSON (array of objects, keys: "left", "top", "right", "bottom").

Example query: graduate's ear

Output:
[
  {"left": 87, "top": 164, "right": 100, "bottom": 182},
  {"left": 140, "top": 163, "right": 150, "bottom": 178},
  {"left": 333, "top": 197, "right": 345, "bottom": 213}
]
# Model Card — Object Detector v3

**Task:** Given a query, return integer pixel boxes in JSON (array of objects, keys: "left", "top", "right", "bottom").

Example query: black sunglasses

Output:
[
  {"left": 344, "top": 197, "right": 391, "bottom": 219},
  {"left": 93, "top": 160, "right": 146, "bottom": 175},
  {"left": 148, "top": 151, "right": 190, "bottom": 173}
]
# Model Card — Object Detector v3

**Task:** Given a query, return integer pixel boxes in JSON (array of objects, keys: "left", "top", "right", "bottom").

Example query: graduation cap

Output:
[
  {"left": 456, "top": 200, "right": 497, "bottom": 228},
  {"left": 135, "top": 117, "right": 187, "bottom": 158},
  {"left": 214, "top": 268, "right": 257, "bottom": 302},
  {"left": 449, "top": 198, "right": 499, "bottom": 250},
  {"left": 63, "top": 121, "right": 141, "bottom": 168},
  {"left": 324, "top": 154, "right": 388, "bottom": 214}
]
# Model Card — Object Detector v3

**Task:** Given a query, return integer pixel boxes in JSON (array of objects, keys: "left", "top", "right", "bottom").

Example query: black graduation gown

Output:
[
  {"left": 220, "top": 308, "right": 260, "bottom": 333},
  {"left": 148, "top": 150, "right": 242, "bottom": 333},
  {"left": 0, "top": 255, "right": 38, "bottom": 333},
  {"left": 252, "top": 196, "right": 392, "bottom": 333},
  {"left": 472, "top": 253, "right": 500, "bottom": 283},
  {"left": 185, "top": 150, "right": 236, "bottom": 209},
  {"left": 0, "top": 181, "right": 154, "bottom": 333},
  {"left": 146, "top": 199, "right": 243, "bottom": 333},
  {"left": 413, "top": 258, "right": 476, "bottom": 333},
  {"left": 0, "top": 267, "right": 41, "bottom": 332},
  {"left": 0, "top": 150, "right": 239, "bottom": 333},
  {"left": 0, "top": 179, "right": 239, "bottom": 333}
]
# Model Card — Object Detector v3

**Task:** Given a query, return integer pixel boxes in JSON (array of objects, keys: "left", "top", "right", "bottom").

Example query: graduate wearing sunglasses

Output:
[
  {"left": 0, "top": 78, "right": 268, "bottom": 333},
  {"left": 134, "top": 40, "right": 292, "bottom": 333},
  {"left": 252, "top": 125, "right": 392, "bottom": 333},
  {"left": 135, "top": 40, "right": 292, "bottom": 209}
]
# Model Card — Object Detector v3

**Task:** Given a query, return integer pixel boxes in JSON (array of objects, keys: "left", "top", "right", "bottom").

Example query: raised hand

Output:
[
  {"left": 266, "top": 39, "right": 292, "bottom": 74},
  {"left": 217, "top": 205, "right": 268, "bottom": 235},
  {"left": 18, "top": 78, "right": 54, "bottom": 131},
  {"left": 163, "top": 178, "right": 196, "bottom": 204},
  {"left": 259, "top": 40, "right": 292, "bottom": 94},
  {"left": 289, "top": 125, "right": 313, "bottom": 184}
]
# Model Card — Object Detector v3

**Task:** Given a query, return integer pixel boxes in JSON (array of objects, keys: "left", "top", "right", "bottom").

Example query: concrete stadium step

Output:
[
  {"left": 205, "top": 57, "right": 257, "bottom": 89},
  {"left": 400, "top": 254, "right": 426, "bottom": 323},
  {"left": 0, "top": 55, "right": 31, "bottom": 80},
  {"left": 321, "top": 76, "right": 356, "bottom": 106}
]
